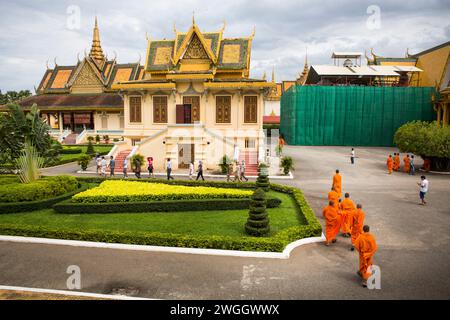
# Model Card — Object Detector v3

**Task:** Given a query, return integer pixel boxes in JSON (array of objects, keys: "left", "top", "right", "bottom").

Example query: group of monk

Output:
[
  {"left": 323, "top": 169, "right": 378, "bottom": 287},
  {"left": 387, "top": 153, "right": 416, "bottom": 175}
]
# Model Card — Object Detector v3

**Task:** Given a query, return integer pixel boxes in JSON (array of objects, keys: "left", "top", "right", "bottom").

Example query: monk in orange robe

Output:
[
  {"left": 332, "top": 169, "right": 342, "bottom": 197},
  {"left": 387, "top": 155, "right": 393, "bottom": 174},
  {"left": 423, "top": 158, "right": 431, "bottom": 172},
  {"left": 328, "top": 188, "right": 339, "bottom": 209},
  {"left": 393, "top": 153, "right": 400, "bottom": 171},
  {"left": 350, "top": 204, "right": 365, "bottom": 250},
  {"left": 354, "top": 225, "right": 377, "bottom": 287},
  {"left": 339, "top": 192, "right": 356, "bottom": 236},
  {"left": 403, "top": 155, "right": 410, "bottom": 173},
  {"left": 322, "top": 201, "right": 341, "bottom": 245}
]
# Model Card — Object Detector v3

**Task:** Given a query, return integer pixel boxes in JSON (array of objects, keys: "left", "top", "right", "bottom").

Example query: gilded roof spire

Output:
[
  {"left": 271, "top": 67, "right": 275, "bottom": 83},
  {"left": 89, "top": 16, "right": 105, "bottom": 63}
]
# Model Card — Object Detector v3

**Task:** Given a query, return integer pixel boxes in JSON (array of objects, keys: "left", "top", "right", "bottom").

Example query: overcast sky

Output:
[{"left": 0, "top": 0, "right": 449, "bottom": 92}]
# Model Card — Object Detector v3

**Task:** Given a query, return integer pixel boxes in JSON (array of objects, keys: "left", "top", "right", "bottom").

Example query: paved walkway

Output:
[{"left": 1, "top": 146, "right": 449, "bottom": 299}]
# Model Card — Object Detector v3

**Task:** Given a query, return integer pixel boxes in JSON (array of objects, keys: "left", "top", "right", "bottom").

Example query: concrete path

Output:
[{"left": 1, "top": 146, "right": 449, "bottom": 299}]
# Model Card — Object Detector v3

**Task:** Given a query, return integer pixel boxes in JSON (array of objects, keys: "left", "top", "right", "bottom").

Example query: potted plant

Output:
[
  {"left": 95, "top": 134, "right": 100, "bottom": 144},
  {"left": 280, "top": 156, "right": 294, "bottom": 175},
  {"left": 103, "top": 135, "right": 110, "bottom": 144}
]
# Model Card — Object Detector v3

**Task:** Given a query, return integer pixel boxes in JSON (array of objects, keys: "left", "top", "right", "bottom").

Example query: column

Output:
[
  {"left": 90, "top": 112, "right": 94, "bottom": 130},
  {"left": 59, "top": 112, "right": 63, "bottom": 133},
  {"left": 443, "top": 104, "right": 448, "bottom": 127},
  {"left": 70, "top": 112, "right": 75, "bottom": 132}
]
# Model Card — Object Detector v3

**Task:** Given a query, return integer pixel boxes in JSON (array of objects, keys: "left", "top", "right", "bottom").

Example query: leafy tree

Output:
[
  {"left": 0, "top": 90, "right": 32, "bottom": 105},
  {"left": 131, "top": 154, "right": 145, "bottom": 171},
  {"left": 394, "top": 121, "right": 450, "bottom": 171},
  {"left": 86, "top": 140, "right": 95, "bottom": 155},
  {"left": 78, "top": 154, "right": 92, "bottom": 171},
  {"left": 245, "top": 188, "right": 270, "bottom": 236},
  {"left": 0, "top": 103, "right": 53, "bottom": 166}
]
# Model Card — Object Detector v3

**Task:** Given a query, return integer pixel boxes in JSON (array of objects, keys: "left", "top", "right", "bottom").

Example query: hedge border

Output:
[
  {"left": 53, "top": 197, "right": 281, "bottom": 214},
  {"left": 0, "top": 178, "right": 322, "bottom": 252},
  {"left": 0, "top": 184, "right": 88, "bottom": 214}
]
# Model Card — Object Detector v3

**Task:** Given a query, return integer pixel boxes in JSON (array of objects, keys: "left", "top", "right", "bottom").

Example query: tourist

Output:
[
  {"left": 96, "top": 154, "right": 102, "bottom": 175},
  {"left": 226, "top": 162, "right": 232, "bottom": 182},
  {"left": 394, "top": 153, "right": 401, "bottom": 171},
  {"left": 100, "top": 156, "right": 107, "bottom": 177},
  {"left": 188, "top": 161, "right": 194, "bottom": 180},
  {"left": 409, "top": 155, "right": 415, "bottom": 175},
  {"left": 134, "top": 158, "right": 141, "bottom": 179},
  {"left": 108, "top": 156, "right": 115, "bottom": 177},
  {"left": 403, "top": 154, "right": 410, "bottom": 173},
  {"left": 339, "top": 192, "right": 356, "bottom": 237},
  {"left": 386, "top": 155, "right": 393, "bottom": 174},
  {"left": 196, "top": 160, "right": 205, "bottom": 181},
  {"left": 278, "top": 134, "right": 285, "bottom": 155},
  {"left": 350, "top": 148, "right": 355, "bottom": 164},
  {"left": 354, "top": 225, "right": 378, "bottom": 287},
  {"left": 332, "top": 169, "right": 342, "bottom": 197},
  {"left": 322, "top": 200, "right": 341, "bottom": 246},
  {"left": 123, "top": 157, "right": 128, "bottom": 178},
  {"left": 240, "top": 160, "right": 248, "bottom": 182},
  {"left": 350, "top": 204, "right": 365, "bottom": 251},
  {"left": 166, "top": 158, "right": 174, "bottom": 180},
  {"left": 418, "top": 175, "right": 429, "bottom": 205},
  {"left": 233, "top": 161, "right": 241, "bottom": 182},
  {"left": 147, "top": 157, "right": 154, "bottom": 178}
]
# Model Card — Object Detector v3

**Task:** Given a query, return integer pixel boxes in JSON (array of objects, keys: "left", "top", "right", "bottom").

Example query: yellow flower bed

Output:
[{"left": 72, "top": 180, "right": 253, "bottom": 203}]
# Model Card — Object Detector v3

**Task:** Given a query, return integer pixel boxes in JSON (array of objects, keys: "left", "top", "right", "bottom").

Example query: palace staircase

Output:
[
  {"left": 62, "top": 133, "right": 77, "bottom": 145},
  {"left": 239, "top": 151, "right": 259, "bottom": 176},
  {"left": 113, "top": 149, "right": 132, "bottom": 173}
]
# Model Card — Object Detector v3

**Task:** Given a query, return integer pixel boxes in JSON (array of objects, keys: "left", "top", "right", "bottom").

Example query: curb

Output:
[
  {"left": 0, "top": 285, "right": 152, "bottom": 300},
  {"left": 76, "top": 171, "right": 294, "bottom": 180},
  {"left": 0, "top": 234, "right": 325, "bottom": 260}
]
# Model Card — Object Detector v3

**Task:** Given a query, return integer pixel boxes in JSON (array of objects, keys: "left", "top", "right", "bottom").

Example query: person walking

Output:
[
  {"left": 123, "top": 157, "right": 128, "bottom": 178},
  {"left": 108, "top": 156, "right": 115, "bottom": 177},
  {"left": 196, "top": 160, "right": 205, "bottom": 181},
  {"left": 96, "top": 154, "right": 102, "bottom": 176},
  {"left": 147, "top": 157, "right": 154, "bottom": 178},
  {"left": 189, "top": 161, "right": 194, "bottom": 180},
  {"left": 232, "top": 161, "right": 241, "bottom": 182},
  {"left": 100, "top": 156, "right": 107, "bottom": 177},
  {"left": 226, "top": 162, "right": 232, "bottom": 182},
  {"left": 240, "top": 160, "right": 248, "bottom": 182},
  {"left": 354, "top": 225, "right": 377, "bottom": 287},
  {"left": 134, "top": 158, "right": 141, "bottom": 179},
  {"left": 166, "top": 158, "right": 174, "bottom": 180},
  {"left": 418, "top": 175, "right": 429, "bottom": 205},
  {"left": 350, "top": 148, "right": 355, "bottom": 165},
  {"left": 409, "top": 155, "right": 415, "bottom": 175}
]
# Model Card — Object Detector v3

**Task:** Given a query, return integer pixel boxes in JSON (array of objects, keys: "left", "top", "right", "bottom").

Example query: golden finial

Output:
[
  {"left": 221, "top": 20, "right": 226, "bottom": 32},
  {"left": 46, "top": 59, "right": 49, "bottom": 69},
  {"left": 173, "top": 23, "right": 177, "bottom": 34},
  {"left": 77, "top": 52, "right": 81, "bottom": 63},
  {"left": 250, "top": 25, "right": 256, "bottom": 38},
  {"left": 54, "top": 57, "right": 58, "bottom": 67},
  {"left": 271, "top": 67, "right": 275, "bottom": 83},
  {"left": 192, "top": 11, "right": 195, "bottom": 25},
  {"left": 405, "top": 48, "right": 411, "bottom": 58},
  {"left": 89, "top": 16, "right": 105, "bottom": 62},
  {"left": 262, "top": 71, "right": 266, "bottom": 80},
  {"left": 145, "top": 32, "right": 150, "bottom": 41}
]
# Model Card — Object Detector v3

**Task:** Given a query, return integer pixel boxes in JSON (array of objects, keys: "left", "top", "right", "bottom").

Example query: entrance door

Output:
[
  {"left": 178, "top": 144, "right": 195, "bottom": 169},
  {"left": 183, "top": 96, "right": 200, "bottom": 122},
  {"left": 176, "top": 104, "right": 192, "bottom": 124}
]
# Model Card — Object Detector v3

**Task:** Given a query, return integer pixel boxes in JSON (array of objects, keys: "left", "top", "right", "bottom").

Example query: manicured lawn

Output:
[
  {"left": 0, "top": 191, "right": 304, "bottom": 238},
  {"left": 59, "top": 145, "right": 112, "bottom": 163}
]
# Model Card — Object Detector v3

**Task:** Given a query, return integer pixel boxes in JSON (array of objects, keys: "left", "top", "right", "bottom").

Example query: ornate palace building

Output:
[
  {"left": 111, "top": 19, "right": 274, "bottom": 172},
  {"left": 11, "top": 18, "right": 143, "bottom": 144}
]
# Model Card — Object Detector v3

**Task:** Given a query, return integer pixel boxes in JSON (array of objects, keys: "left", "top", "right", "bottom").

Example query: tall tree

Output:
[{"left": 0, "top": 90, "right": 32, "bottom": 105}]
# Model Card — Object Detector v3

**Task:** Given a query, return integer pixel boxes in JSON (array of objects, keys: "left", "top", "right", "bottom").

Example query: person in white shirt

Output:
[
  {"left": 188, "top": 162, "right": 194, "bottom": 180},
  {"left": 96, "top": 155, "right": 102, "bottom": 175},
  {"left": 350, "top": 148, "right": 355, "bottom": 164},
  {"left": 100, "top": 156, "right": 107, "bottom": 177},
  {"left": 123, "top": 157, "right": 128, "bottom": 178},
  {"left": 417, "top": 175, "right": 429, "bottom": 205}
]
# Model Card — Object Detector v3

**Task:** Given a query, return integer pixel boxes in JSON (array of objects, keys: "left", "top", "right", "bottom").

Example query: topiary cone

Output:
[{"left": 245, "top": 188, "right": 270, "bottom": 236}]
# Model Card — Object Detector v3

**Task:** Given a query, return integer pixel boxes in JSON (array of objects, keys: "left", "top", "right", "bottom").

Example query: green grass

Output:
[
  {"left": 59, "top": 145, "right": 112, "bottom": 162},
  {"left": 0, "top": 191, "right": 303, "bottom": 238}
]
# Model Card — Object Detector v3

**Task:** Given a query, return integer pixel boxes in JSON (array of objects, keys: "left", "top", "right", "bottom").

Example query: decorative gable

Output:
[
  {"left": 72, "top": 62, "right": 104, "bottom": 87},
  {"left": 183, "top": 34, "right": 209, "bottom": 60}
]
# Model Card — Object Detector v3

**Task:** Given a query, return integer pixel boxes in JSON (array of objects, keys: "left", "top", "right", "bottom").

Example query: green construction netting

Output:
[{"left": 280, "top": 86, "right": 436, "bottom": 147}]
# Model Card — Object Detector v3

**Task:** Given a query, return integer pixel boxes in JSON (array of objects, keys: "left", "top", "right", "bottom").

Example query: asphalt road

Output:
[{"left": 1, "top": 146, "right": 449, "bottom": 299}]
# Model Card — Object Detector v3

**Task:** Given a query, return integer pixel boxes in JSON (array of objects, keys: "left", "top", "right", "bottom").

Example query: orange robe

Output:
[
  {"left": 350, "top": 208, "right": 365, "bottom": 245},
  {"left": 322, "top": 205, "right": 341, "bottom": 244},
  {"left": 387, "top": 157, "right": 393, "bottom": 174},
  {"left": 328, "top": 190, "right": 339, "bottom": 209},
  {"left": 354, "top": 232, "right": 377, "bottom": 280},
  {"left": 403, "top": 157, "right": 410, "bottom": 173},
  {"left": 394, "top": 155, "right": 400, "bottom": 171},
  {"left": 332, "top": 174, "right": 342, "bottom": 197},
  {"left": 339, "top": 198, "right": 356, "bottom": 234}
]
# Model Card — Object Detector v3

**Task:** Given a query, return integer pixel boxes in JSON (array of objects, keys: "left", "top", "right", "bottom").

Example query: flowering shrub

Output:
[{"left": 72, "top": 180, "right": 253, "bottom": 203}]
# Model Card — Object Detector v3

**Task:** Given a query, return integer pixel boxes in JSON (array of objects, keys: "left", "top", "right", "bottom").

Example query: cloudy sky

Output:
[{"left": 0, "top": 0, "right": 449, "bottom": 91}]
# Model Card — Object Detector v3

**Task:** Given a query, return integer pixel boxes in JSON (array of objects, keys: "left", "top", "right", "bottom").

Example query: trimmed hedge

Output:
[
  {"left": 0, "top": 184, "right": 88, "bottom": 214},
  {"left": 0, "top": 176, "right": 79, "bottom": 203},
  {"left": 60, "top": 148, "right": 82, "bottom": 154},
  {"left": 0, "top": 177, "right": 322, "bottom": 252},
  {"left": 53, "top": 196, "right": 282, "bottom": 214}
]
